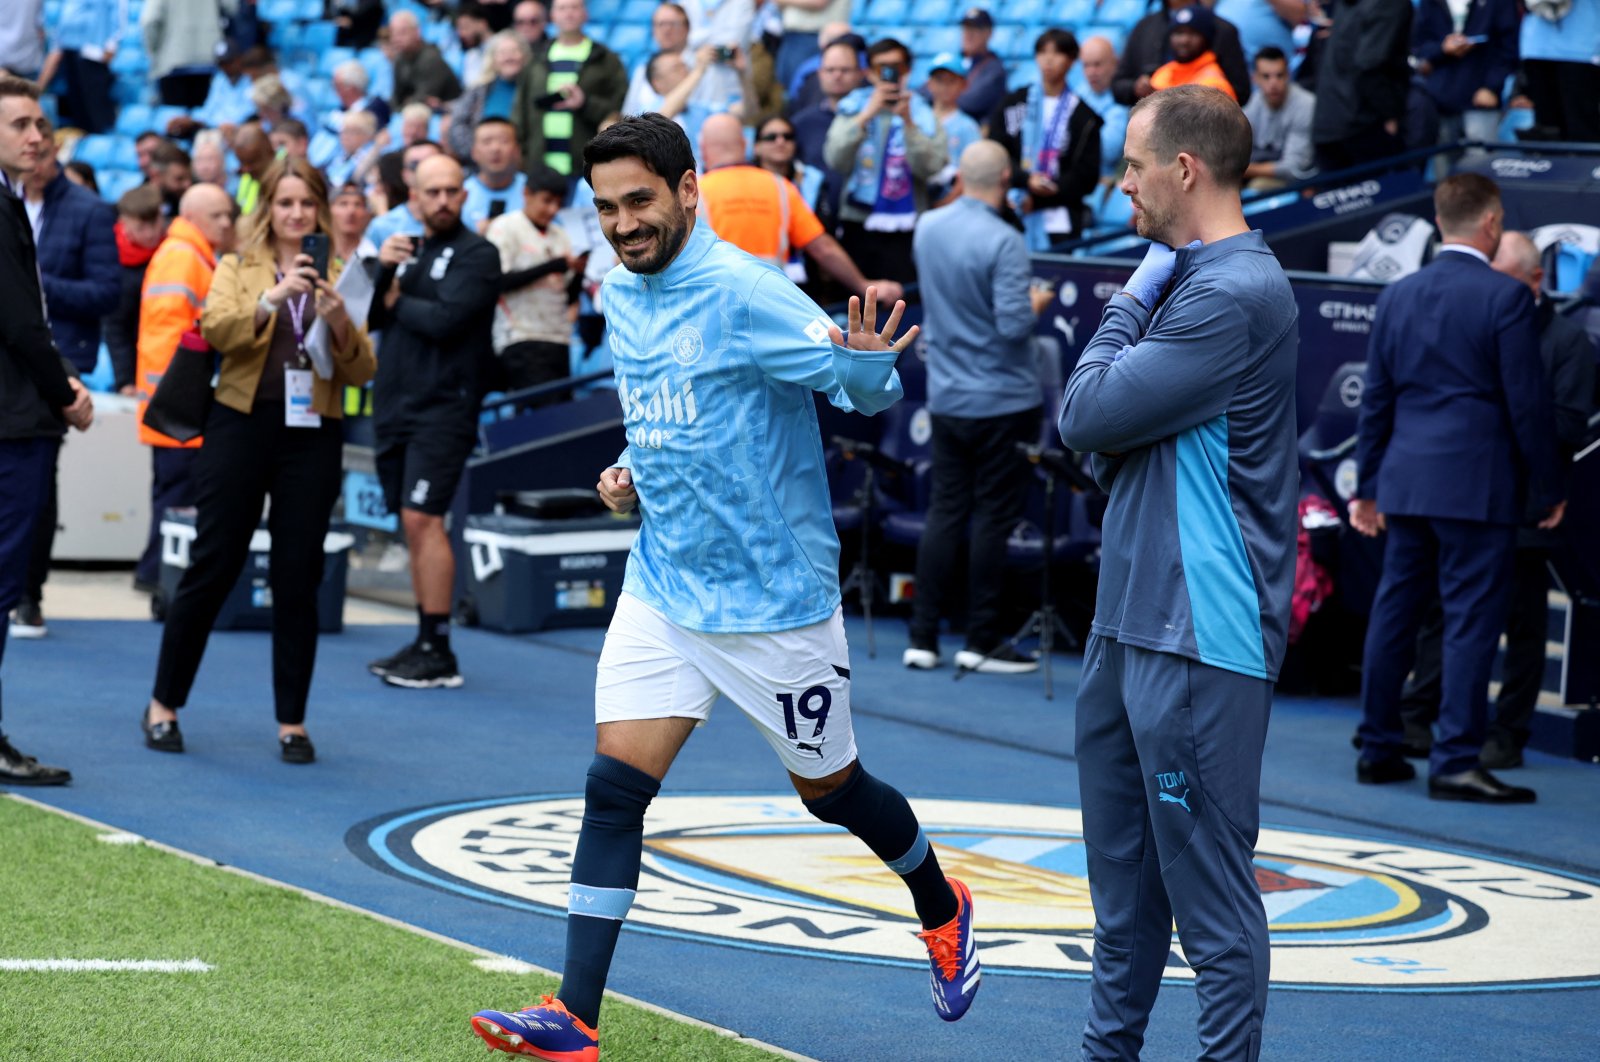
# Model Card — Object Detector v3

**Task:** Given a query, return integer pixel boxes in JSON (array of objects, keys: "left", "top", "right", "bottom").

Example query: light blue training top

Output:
[{"left": 604, "top": 219, "right": 903, "bottom": 633}]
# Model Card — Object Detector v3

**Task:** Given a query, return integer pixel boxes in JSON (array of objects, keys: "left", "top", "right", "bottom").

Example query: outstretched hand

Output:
[{"left": 827, "top": 286, "right": 919, "bottom": 354}]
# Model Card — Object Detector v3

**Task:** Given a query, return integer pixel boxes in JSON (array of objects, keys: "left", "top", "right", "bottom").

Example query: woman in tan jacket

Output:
[{"left": 144, "top": 157, "right": 376, "bottom": 764}]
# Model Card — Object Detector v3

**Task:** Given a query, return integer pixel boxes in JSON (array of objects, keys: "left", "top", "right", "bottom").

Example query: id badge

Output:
[{"left": 284, "top": 367, "right": 322, "bottom": 428}]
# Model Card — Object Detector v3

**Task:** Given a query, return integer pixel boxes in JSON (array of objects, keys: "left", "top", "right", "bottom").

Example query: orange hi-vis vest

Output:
[
  {"left": 136, "top": 217, "right": 217, "bottom": 447},
  {"left": 1150, "top": 51, "right": 1237, "bottom": 101}
]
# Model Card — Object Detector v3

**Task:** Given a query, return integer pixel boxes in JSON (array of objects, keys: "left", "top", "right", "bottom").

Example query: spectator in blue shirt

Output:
[
  {"left": 1519, "top": 0, "right": 1600, "bottom": 143},
  {"left": 905, "top": 138, "right": 1056, "bottom": 675},
  {"left": 171, "top": 43, "right": 254, "bottom": 139},
  {"left": 365, "top": 140, "right": 444, "bottom": 246},
  {"left": 924, "top": 54, "right": 982, "bottom": 206},
  {"left": 462, "top": 118, "right": 527, "bottom": 232},
  {"left": 1073, "top": 35, "right": 1131, "bottom": 188},
  {"left": 1213, "top": 0, "right": 1304, "bottom": 81}
]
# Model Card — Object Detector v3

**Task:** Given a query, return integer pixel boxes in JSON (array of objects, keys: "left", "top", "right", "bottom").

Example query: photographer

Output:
[
  {"left": 824, "top": 37, "right": 948, "bottom": 283},
  {"left": 143, "top": 159, "right": 377, "bottom": 766}
]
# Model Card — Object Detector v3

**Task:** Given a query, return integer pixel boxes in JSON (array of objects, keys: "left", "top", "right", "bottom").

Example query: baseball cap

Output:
[
  {"left": 929, "top": 52, "right": 970, "bottom": 77},
  {"left": 1169, "top": 5, "right": 1216, "bottom": 46},
  {"left": 959, "top": 8, "right": 994, "bottom": 29}
]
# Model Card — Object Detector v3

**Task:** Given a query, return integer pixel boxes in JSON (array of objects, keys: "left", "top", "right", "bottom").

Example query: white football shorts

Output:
[{"left": 595, "top": 593, "right": 858, "bottom": 779}]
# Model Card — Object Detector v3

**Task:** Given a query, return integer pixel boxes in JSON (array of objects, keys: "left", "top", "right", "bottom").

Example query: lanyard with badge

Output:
[{"left": 276, "top": 272, "right": 321, "bottom": 428}]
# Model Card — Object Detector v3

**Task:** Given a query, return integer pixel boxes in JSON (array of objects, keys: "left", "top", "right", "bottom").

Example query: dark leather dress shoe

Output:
[
  {"left": 1479, "top": 736, "right": 1524, "bottom": 770},
  {"left": 1429, "top": 767, "right": 1535, "bottom": 804},
  {"left": 280, "top": 733, "right": 315, "bottom": 764},
  {"left": 1357, "top": 756, "right": 1416, "bottom": 784},
  {"left": 0, "top": 735, "right": 71, "bottom": 786},
  {"left": 142, "top": 708, "right": 183, "bottom": 753}
]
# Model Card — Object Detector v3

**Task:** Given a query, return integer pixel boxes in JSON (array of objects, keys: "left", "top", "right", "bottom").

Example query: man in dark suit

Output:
[
  {"left": 0, "top": 75, "right": 93, "bottom": 786},
  {"left": 1393, "top": 231, "right": 1597, "bottom": 768},
  {"left": 1351, "top": 173, "right": 1563, "bottom": 804}
]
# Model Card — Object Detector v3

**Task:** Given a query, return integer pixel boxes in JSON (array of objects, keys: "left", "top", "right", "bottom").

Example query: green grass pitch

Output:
[{"left": 0, "top": 796, "right": 788, "bottom": 1061}]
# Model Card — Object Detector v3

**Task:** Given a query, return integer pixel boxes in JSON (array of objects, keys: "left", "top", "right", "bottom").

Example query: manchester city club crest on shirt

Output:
[{"left": 671, "top": 325, "right": 704, "bottom": 366}]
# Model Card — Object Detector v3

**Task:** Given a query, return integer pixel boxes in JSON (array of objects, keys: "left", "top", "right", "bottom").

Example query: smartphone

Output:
[
  {"left": 301, "top": 233, "right": 330, "bottom": 280},
  {"left": 714, "top": 45, "right": 737, "bottom": 64},
  {"left": 534, "top": 90, "right": 565, "bottom": 108},
  {"left": 488, "top": 199, "right": 508, "bottom": 219},
  {"left": 1463, "top": 33, "right": 1489, "bottom": 44},
  {"left": 880, "top": 64, "right": 901, "bottom": 84}
]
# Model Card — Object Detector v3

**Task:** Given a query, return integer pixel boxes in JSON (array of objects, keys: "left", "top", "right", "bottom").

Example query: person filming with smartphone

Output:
[{"left": 142, "top": 158, "right": 377, "bottom": 766}]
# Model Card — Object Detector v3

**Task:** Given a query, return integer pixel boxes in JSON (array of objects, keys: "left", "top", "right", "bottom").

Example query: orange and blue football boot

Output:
[
  {"left": 916, "top": 877, "right": 980, "bottom": 1021},
  {"left": 469, "top": 995, "right": 600, "bottom": 1060}
]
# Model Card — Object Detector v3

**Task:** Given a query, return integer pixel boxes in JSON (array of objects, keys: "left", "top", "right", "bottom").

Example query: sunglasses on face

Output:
[{"left": 757, "top": 131, "right": 794, "bottom": 142}]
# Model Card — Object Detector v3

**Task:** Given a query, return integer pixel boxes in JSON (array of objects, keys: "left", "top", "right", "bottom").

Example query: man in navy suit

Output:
[{"left": 1351, "top": 172, "right": 1564, "bottom": 804}]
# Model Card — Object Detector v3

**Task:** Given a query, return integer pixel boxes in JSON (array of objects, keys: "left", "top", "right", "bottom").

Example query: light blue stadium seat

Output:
[
  {"left": 919, "top": 25, "right": 960, "bottom": 56},
  {"left": 359, "top": 48, "right": 396, "bottom": 98},
  {"left": 608, "top": 23, "right": 651, "bottom": 54},
  {"left": 152, "top": 105, "right": 189, "bottom": 132},
  {"left": 115, "top": 104, "right": 154, "bottom": 137},
  {"left": 297, "top": 0, "right": 324, "bottom": 19},
  {"left": 301, "top": 22, "right": 338, "bottom": 53},
  {"left": 98, "top": 168, "right": 146, "bottom": 205},
  {"left": 1057, "top": 0, "right": 1100, "bottom": 26},
  {"left": 319, "top": 47, "right": 359, "bottom": 78},
  {"left": 110, "top": 47, "right": 148, "bottom": 78},
  {"left": 867, "top": 0, "right": 911, "bottom": 24},
  {"left": 1098, "top": 0, "right": 1154, "bottom": 28},
  {"left": 259, "top": 0, "right": 299, "bottom": 21},
  {"left": 271, "top": 21, "right": 303, "bottom": 50},
  {"left": 620, "top": 0, "right": 656, "bottom": 23},
  {"left": 1007, "top": 65, "right": 1038, "bottom": 91},
  {"left": 1004, "top": 0, "right": 1053, "bottom": 23},
  {"left": 588, "top": 0, "right": 624, "bottom": 21},
  {"left": 71, "top": 135, "right": 122, "bottom": 169}
]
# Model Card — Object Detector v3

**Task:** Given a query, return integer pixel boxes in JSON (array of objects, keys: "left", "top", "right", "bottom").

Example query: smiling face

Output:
[
  {"left": 753, "top": 119, "right": 796, "bottom": 171},
  {"left": 590, "top": 155, "right": 696, "bottom": 275},
  {"left": 270, "top": 173, "right": 320, "bottom": 245},
  {"left": 491, "top": 36, "right": 526, "bottom": 82}
]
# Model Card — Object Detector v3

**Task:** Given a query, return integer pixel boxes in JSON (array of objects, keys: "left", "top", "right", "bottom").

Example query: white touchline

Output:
[
  {"left": 472, "top": 957, "right": 537, "bottom": 975},
  {"left": 0, "top": 959, "right": 214, "bottom": 973}
]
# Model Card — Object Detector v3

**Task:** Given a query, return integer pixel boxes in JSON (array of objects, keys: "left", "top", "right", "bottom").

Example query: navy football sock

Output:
[
  {"left": 557, "top": 754, "right": 661, "bottom": 1029},
  {"left": 804, "top": 764, "right": 957, "bottom": 929}
]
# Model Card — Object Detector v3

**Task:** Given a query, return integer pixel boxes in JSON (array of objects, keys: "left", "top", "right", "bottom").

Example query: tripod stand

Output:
[
  {"left": 837, "top": 458, "right": 881, "bottom": 658},
  {"left": 954, "top": 445, "right": 1088, "bottom": 699}
]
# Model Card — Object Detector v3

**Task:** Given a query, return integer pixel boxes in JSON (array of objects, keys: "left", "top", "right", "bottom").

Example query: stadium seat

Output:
[
  {"left": 97, "top": 168, "right": 145, "bottom": 205},
  {"left": 319, "top": 47, "right": 359, "bottom": 78},
  {"left": 1004, "top": 0, "right": 1053, "bottom": 23},
  {"left": 1096, "top": 0, "right": 1153, "bottom": 29},
  {"left": 619, "top": 0, "right": 656, "bottom": 23},
  {"left": 71, "top": 135, "right": 122, "bottom": 169},
  {"left": 110, "top": 47, "right": 148, "bottom": 79},
  {"left": 607, "top": 23, "right": 651, "bottom": 55},
  {"left": 297, "top": 0, "right": 324, "bottom": 19},
  {"left": 867, "top": 0, "right": 912, "bottom": 24},
  {"left": 1056, "top": 0, "right": 1100, "bottom": 26},
  {"left": 114, "top": 104, "right": 154, "bottom": 138},
  {"left": 302, "top": 22, "right": 338, "bottom": 54},
  {"left": 1081, "top": 24, "right": 1127, "bottom": 51},
  {"left": 259, "top": 0, "right": 299, "bottom": 21},
  {"left": 152, "top": 105, "right": 190, "bottom": 133}
]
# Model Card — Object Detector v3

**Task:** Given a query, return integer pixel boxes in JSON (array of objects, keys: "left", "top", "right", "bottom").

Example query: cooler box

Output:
[
  {"left": 464, "top": 504, "right": 639, "bottom": 633},
  {"left": 158, "top": 511, "right": 355, "bottom": 633}
]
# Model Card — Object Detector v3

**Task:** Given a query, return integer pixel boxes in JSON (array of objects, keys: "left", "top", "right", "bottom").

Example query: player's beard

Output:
[
  {"left": 1133, "top": 195, "right": 1175, "bottom": 245},
  {"left": 612, "top": 202, "right": 691, "bottom": 275}
]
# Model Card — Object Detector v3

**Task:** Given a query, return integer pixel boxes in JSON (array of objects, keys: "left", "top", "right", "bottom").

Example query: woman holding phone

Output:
[{"left": 142, "top": 157, "right": 377, "bottom": 764}]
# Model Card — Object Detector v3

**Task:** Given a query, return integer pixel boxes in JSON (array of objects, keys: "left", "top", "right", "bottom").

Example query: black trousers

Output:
[
  {"left": 499, "top": 340, "right": 570, "bottom": 404},
  {"left": 909, "top": 407, "right": 1040, "bottom": 653},
  {"left": 21, "top": 438, "right": 60, "bottom": 605},
  {"left": 58, "top": 51, "right": 115, "bottom": 134},
  {"left": 1314, "top": 124, "right": 1404, "bottom": 174},
  {"left": 1400, "top": 547, "right": 1550, "bottom": 750},
  {"left": 137, "top": 446, "right": 200, "bottom": 586},
  {"left": 838, "top": 223, "right": 916, "bottom": 284},
  {"left": 0, "top": 437, "right": 54, "bottom": 727},
  {"left": 1523, "top": 59, "right": 1600, "bottom": 143},
  {"left": 151, "top": 403, "right": 342, "bottom": 725},
  {"left": 157, "top": 71, "right": 213, "bottom": 108}
]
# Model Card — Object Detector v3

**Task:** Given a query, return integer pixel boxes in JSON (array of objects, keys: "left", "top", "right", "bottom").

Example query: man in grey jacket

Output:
[
  {"left": 1241, "top": 45, "right": 1316, "bottom": 188},
  {"left": 904, "top": 139, "right": 1053, "bottom": 675},
  {"left": 1060, "top": 85, "right": 1298, "bottom": 1061}
]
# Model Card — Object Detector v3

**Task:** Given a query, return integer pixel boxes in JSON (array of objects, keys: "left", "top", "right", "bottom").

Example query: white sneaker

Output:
[
  {"left": 902, "top": 646, "right": 941, "bottom": 669},
  {"left": 9, "top": 603, "right": 46, "bottom": 639},
  {"left": 954, "top": 646, "right": 1039, "bottom": 674}
]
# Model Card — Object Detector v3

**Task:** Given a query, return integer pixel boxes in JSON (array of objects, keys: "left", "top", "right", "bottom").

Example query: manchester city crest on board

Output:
[{"left": 351, "top": 796, "right": 1600, "bottom": 992}]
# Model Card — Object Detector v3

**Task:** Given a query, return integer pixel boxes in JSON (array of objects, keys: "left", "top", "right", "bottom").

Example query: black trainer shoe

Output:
[
  {"left": 280, "top": 733, "right": 315, "bottom": 764},
  {"left": 9, "top": 601, "right": 45, "bottom": 639},
  {"left": 142, "top": 707, "right": 184, "bottom": 753},
  {"left": 381, "top": 642, "right": 464, "bottom": 689},
  {"left": 0, "top": 735, "right": 71, "bottom": 786},
  {"left": 953, "top": 645, "right": 1040, "bottom": 674},
  {"left": 368, "top": 639, "right": 421, "bottom": 677}
]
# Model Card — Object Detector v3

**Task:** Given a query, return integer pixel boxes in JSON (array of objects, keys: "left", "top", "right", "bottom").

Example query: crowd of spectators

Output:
[{"left": 0, "top": 0, "right": 1597, "bottom": 749}]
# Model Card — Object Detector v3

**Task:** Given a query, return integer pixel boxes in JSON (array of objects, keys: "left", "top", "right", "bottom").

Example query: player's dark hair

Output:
[
  {"left": 582, "top": 112, "right": 695, "bottom": 194},
  {"left": 1434, "top": 172, "right": 1501, "bottom": 234},
  {"left": 1035, "top": 28, "right": 1079, "bottom": 60},
  {"left": 1253, "top": 45, "right": 1288, "bottom": 68},
  {"left": 523, "top": 162, "right": 569, "bottom": 200},
  {"left": 867, "top": 37, "right": 912, "bottom": 66},
  {"left": 0, "top": 74, "right": 40, "bottom": 102},
  {"left": 1129, "top": 84, "right": 1251, "bottom": 190}
]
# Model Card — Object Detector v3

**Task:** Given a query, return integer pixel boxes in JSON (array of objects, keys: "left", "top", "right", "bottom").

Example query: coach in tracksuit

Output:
[{"left": 1059, "top": 86, "right": 1298, "bottom": 1062}]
